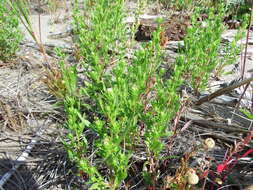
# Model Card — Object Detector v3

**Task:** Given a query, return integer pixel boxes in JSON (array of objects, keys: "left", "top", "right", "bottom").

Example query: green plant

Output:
[
  {"left": 68, "top": 0, "right": 133, "bottom": 188},
  {"left": 130, "top": 0, "right": 148, "bottom": 41},
  {"left": 179, "top": 6, "right": 225, "bottom": 94},
  {"left": 213, "top": 10, "right": 248, "bottom": 77},
  {"left": 158, "top": 0, "right": 194, "bottom": 10},
  {"left": 240, "top": 108, "right": 253, "bottom": 120},
  {"left": 157, "top": 0, "right": 216, "bottom": 11},
  {"left": 57, "top": 0, "right": 188, "bottom": 188},
  {"left": 214, "top": 28, "right": 245, "bottom": 77},
  {"left": 68, "top": 1, "right": 246, "bottom": 188},
  {"left": 176, "top": 3, "right": 247, "bottom": 90},
  {"left": 0, "top": 0, "right": 23, "bottom": 62},
  {"left": 225, "top": 0, "right": 251, "bottom": 20}
]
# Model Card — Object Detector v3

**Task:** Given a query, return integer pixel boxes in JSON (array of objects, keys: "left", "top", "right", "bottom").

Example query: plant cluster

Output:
[
  {"left": 177, "top": 6, "right": 226, "bottom": 93},
  {"left": 158, "top": 0, "right": 251, "bottom": 13},
  {"left": 177, "top": 4, "right": 247, "bottom": 93},
  {"left": 214, "top": 26, "right": 245, "bottom": 77},
  {"left": 56, "top": 1, "right": 249, "bottom": 189},
  {"left": 225, "top": 0, "right": 251, "bottom": 20},
  {"left": 157, "top": 0, "right": 200, "bottom": 10},
  {"left": 0, "top": 0, "right": 23, "bottom": 62},
  {"left": 58, "top": 0, "right": 189, "bottom": 188}
]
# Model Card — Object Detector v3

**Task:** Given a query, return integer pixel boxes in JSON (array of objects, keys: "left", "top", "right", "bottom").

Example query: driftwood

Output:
[{"left": 195, "top": 76, "right": 253, "bottom": 105}]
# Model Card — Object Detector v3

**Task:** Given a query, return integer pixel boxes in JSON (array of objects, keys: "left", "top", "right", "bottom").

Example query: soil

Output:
[{"left": 0, "top": 1, "right": 253, "bottom": 190}]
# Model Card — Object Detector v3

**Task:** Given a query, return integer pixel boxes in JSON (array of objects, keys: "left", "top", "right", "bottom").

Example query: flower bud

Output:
[
  {"left": 204, "top": 138, "right": 215, "bottom": 150},
  {"left": 215, "top": 178, "right": 223, "bottom": 185},
  {"left": 186, "top": 169, "right": 199, "bottom": 185}
]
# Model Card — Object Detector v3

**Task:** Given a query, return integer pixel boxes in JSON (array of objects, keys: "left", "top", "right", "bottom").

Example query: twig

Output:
[
  {"left": 189, "top": 119, "right": 248, "bottom": 133},
  {"left": 195, "top": 76, "right": 253, "bottom": 105},
  {"left": 190, "top": 127, "right": 239, "bottom": 144},
  {"left": 232, "top": 82, "right": 250, "bottom": 119}
]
